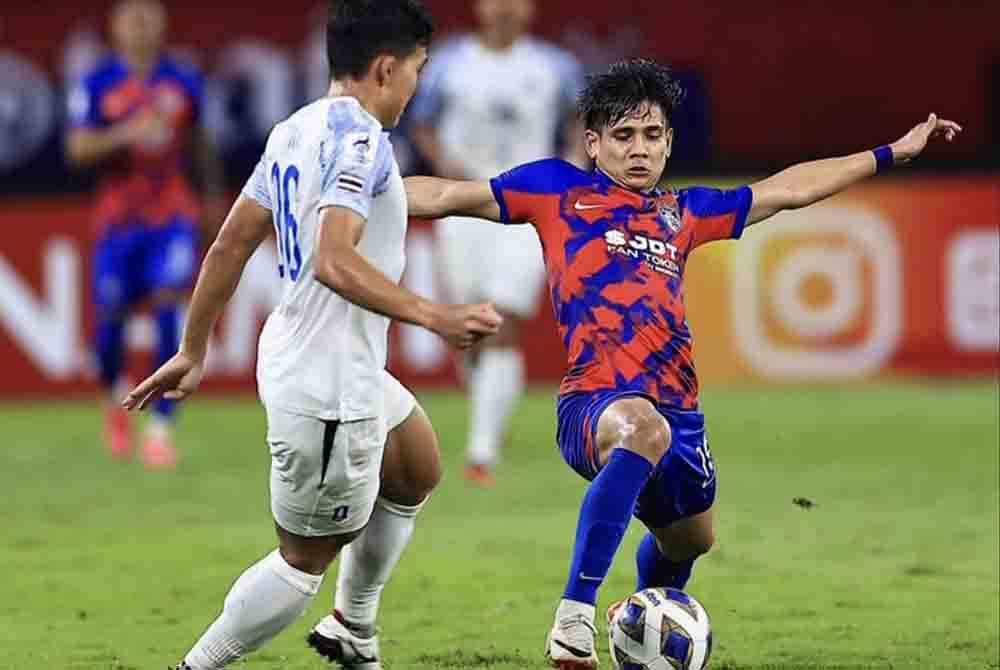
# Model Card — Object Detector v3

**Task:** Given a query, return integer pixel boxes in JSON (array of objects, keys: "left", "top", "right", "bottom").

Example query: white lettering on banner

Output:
[
  {"left": 0, "top": 239, "right": 80, "bottom": 378},
  {"left": 947, "top": 230, "right": 1000, "bottom": 352},
  {"left": 396, "top": 229, "right": 447, "bottom": 372},
  {"left": 732, "top": 207, "right": 901, "bottom": 378}
]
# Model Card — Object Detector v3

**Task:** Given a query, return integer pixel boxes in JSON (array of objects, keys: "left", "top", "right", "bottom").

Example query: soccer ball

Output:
[{"left": 608, "top": 587, "right": 713, "bottom": 670}]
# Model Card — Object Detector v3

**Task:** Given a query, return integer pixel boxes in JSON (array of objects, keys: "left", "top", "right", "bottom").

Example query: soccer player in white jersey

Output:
[
  {"left": 123, "top": 2, "right": 502, "bottom": 668},
  {"left": 408, "top": 0, "right": 587, "bottom": 486}
]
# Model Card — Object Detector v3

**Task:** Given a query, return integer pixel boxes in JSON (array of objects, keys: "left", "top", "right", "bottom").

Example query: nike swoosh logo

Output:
[
  {"left": 553, "top": 639, "right": 593, "bottom": 659},
  {"left": 574, "top": 201, "right": 603, "bottom": 211},
  {"left": 578, "top": 572, "right": 603, "bottom": 582}
]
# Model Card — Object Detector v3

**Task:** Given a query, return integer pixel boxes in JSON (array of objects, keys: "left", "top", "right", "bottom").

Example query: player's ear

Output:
[
  {"left": 584, "top": 129, "right": 600, "bottom": 161},
  {"left": 373, "top": 54, "right": 395, "bottom": 87},
  {"left": 664, "top": 127, "right": 674, "bottom": 160}
]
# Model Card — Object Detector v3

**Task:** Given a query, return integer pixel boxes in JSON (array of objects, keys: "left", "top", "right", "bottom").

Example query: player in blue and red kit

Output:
[
  {"left": 405, "top": 59, "right": 961, "bottom": 668},
  {"left": 66, "top": 0, "right": 222, "bottom": 468}
]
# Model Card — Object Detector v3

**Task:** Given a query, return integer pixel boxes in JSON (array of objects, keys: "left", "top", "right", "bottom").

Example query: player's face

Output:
[
  {"left": 380, "top": 46, "right": 429, "bottom": 129},
  {"left": 476, "top": 0, "right": 535, "bottom": 41},
  {"left": 111, "top": 0, "right": 166, "bottom": 57},
  {"left": 586, "top": 102, "right": 673, "bottom": 192}
]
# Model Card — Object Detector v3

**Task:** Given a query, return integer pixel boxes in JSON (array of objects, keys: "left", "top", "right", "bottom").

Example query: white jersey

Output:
[
  {"left": 409, "top": 35, "right": 583, "bottom": 180},
  {"left": 242, "top": 96, "right": 406, "bottom": 421}
]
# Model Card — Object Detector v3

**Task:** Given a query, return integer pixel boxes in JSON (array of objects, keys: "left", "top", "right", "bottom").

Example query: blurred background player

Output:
[
  {"left": 408, "top": 0, "right": 586, "bottom": 485},
  {"left": 65, "top": 0, "right": 222, "bottom": 468}
]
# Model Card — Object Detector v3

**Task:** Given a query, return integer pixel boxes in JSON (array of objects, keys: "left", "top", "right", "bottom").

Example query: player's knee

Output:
[
  {"left": 622, "top": 409, "right": 671, "bottom": 464},
  {"left": 688, "top": 527, "right": 715, "bottom": 557},
  {"left": 597, "top": 398, "right": 671, "bottom": 465},
  {"left": 279, "top": 532, "right": 359, "bottom": 575},
  {"left": 655, "top": 524, "right": 714, "bottom": 561}
]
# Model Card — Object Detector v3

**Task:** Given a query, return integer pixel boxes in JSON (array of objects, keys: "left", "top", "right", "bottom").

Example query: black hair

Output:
[
  {"left": 577, "top": 59, "right": 683, "bottom": 132},
  {"left": 327, "top": 0, "right": 434, "bottom": 79}
]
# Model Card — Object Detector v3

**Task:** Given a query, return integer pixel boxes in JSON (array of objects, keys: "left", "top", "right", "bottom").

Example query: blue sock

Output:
[
  {"left": 563, "top": 449, "right": 654, "bottom": 605},
  {"left": 152, "top": 305, "right": 180, "bottom": 421},
  {"left": 95, "top": 318, "right": 124, "bottom": 390},
  {"left": 635, "top": 532, "right": 695, "bottom": 591}
]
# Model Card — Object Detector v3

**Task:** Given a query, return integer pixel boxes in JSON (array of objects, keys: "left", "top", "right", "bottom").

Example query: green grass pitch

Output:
[{"left": 1, "top": 383, "right": 997, "bottom": 669}]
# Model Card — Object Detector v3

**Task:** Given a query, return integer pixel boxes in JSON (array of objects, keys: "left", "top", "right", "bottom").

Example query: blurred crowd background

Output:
[{"left": 0, "top": 0, "right": 997, "bottom": 400}]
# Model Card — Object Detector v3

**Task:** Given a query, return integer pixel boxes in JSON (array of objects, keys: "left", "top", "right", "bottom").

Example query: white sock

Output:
[
  {"left": 465, "top": 348, "right": 524, "bottom": 467},
  {"left": 184, "top": 549, "right": 324, "bottom": 669},
  {"left": 334, "top": 496, "right": 424, "bottom": 631}
]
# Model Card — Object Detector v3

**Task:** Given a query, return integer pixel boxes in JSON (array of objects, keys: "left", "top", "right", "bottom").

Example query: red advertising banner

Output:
[
  {"left": 3, "top": 1, "right": 996, "bottom": 164},
  {"left": 0, "top": 178, "right": 996, "bottom": 399}
]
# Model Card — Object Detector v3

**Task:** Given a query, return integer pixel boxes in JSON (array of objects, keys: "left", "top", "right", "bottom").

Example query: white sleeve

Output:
[
  {"left": 554, "top": 49, "right": 585, "bottom": 115},
  {"left": 318, "top": 103, "right": 389, "bottom": 221},
  {"left": 241, "top": 155, "right": 273, "bottom": 210}
]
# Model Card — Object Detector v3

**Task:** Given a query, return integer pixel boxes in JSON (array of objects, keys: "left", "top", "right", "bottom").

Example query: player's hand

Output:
[
  {"left": 119, "top": 111, "right": 172, "bottom": 149},
  {"left": 121, "top": 351, "right": 205, "bottom": 411},
  {"left": 430, "top": 302, "right": 503, "bottom": 349},
  {"left": 890, "top": 113, "right": 963, "bottom": 164}
]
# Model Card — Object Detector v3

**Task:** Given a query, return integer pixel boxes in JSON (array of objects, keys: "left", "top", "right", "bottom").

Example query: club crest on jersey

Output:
[{"left": 658, "top": 202, "right": 682, "bottom": 234}]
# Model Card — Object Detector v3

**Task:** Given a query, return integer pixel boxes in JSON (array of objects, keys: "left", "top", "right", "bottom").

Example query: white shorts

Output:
[
  {"left": 265, "top": 370, "right": 417, "bottom": 537},
  {"left": 381, "top": 369, "right": 417, "bottom": 433},
  {"left": 436, "top": 216, "right": 546, "bottom": 318}
]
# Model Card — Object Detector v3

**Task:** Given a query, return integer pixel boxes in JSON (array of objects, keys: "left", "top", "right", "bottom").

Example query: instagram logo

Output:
[{"left": 731, "top": 206, "right": 902, "bottom": 378}]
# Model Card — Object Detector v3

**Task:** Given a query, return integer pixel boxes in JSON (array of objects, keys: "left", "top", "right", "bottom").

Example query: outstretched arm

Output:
[
  {"left": 748, "top": 113, "right": 962, "bottom": 226},
  {"left": 123, "top": 195, "right": 272, "bottom": 409},
  {"left": 404, "top": 177, "right": 502, "bottom": 221}
]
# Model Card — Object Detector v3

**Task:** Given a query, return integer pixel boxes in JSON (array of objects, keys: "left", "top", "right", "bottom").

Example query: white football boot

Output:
[
  {"left": 308, "top": 612, "right": 382, "bottom": 669},
  {"left": 545, "top": 611, "right": 599, "bottom": 669}
]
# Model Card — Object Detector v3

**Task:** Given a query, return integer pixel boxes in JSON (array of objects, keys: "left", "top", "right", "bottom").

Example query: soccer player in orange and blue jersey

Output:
[
  {"left": 405, "top": 59, "right": 961, "bottom": 668},
  {"left": 66, "top": 0, "right": 221, "bottom": 468}
]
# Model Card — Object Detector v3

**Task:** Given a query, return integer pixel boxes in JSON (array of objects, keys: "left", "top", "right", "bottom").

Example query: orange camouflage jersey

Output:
[
  {"left": 490, "top": 159, "right": 752, "bottom": 409},
  {"left": 68, "top": 54, "right": 203, "bottom": 231}
]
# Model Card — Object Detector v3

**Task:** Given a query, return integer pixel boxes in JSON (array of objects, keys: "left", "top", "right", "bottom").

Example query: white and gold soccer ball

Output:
[{"left": 608, "top": 588, "right": 713, "bottom": 670}]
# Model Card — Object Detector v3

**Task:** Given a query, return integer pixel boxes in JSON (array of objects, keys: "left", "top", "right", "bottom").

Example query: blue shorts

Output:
[
  {"left": 556, "top": 391, "right": 717, "bottom": 529},
  {"left": 93, "top": 216, "right": 199, "bottom": 318}
]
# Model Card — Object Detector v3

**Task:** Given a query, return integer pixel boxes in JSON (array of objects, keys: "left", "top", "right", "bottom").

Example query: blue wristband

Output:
[{"left": 873, "top": 145, "right": 894, "bottom": 173}]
